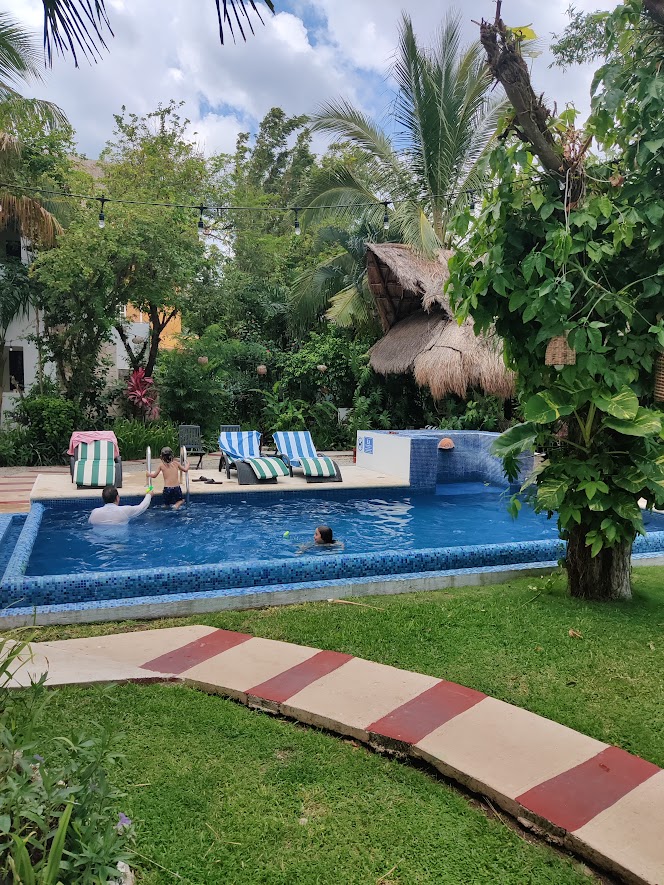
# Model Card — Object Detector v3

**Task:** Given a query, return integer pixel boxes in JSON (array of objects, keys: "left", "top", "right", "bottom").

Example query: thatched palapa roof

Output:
[{"left": 367, "top": 243, "right": 514, "bottom": 400}]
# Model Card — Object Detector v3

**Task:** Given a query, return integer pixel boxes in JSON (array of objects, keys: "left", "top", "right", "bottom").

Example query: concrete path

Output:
[{"left": 5, "top": 625, "right": 662, "bottom": 885}]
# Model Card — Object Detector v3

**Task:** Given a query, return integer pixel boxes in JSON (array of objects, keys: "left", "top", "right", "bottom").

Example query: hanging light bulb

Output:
[
  {"left": 382, "top": 202, "right": 389, "bottom": 231},
  {"left": 197, "top": 205, "right": 206, "bottom": 241},
  {"left": 98, "top": 195, "right": 107, "bottom": 229},
  {"left": 293, "top": 207, "right": 301, "bottom": 236}
]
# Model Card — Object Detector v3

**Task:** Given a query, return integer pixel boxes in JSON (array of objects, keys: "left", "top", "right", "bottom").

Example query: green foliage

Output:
[
  {"left": 110, "top": 418, "right": 177, "bottom": 461},
  {"left": 0, "top": 638, "right": 133, "bottom": 883},
  {"left": 448, "top": 9, "right": 664, "bottom": 582},
  {"left": 156, "top": 328, "right": 269, "bottom": 433},
  {"left": 435, "top": 395, "right": 507, "bottom": 432},
  {"left": 0, "top": 426, "right": 33, "bottom": 467},
  {"left": 278, "top": 327, "right": 371, "bottom": 405},
  {"left": 304, "top": 12, "right": 506, "bottom": 252},
  {"left": 10, "top": 391, "right": 80, "bottom": 464},
  {"left": 549, "top": 6, "right": 610, "bottom": 69}
]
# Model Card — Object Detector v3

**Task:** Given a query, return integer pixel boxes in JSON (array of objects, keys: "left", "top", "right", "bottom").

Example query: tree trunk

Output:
[{"left": 566, "top": 524, "right": 633, "bottom": 600}]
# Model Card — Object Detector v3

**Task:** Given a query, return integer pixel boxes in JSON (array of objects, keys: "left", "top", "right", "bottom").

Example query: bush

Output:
[
  {"left": 110, "top": 418, "right": 178, "bottom": 461},
  {"left": 0, "top": 427, "right": 34, "bottom": 467},
  {"left": 10, "top": 392, "right": 80, "bottom": 465},
  {"left": 0, "top": 638, "right": 134, "bottom": 883}
]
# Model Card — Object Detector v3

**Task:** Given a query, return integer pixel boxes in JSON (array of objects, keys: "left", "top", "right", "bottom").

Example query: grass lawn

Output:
[
  {"left": 14, "top": 567, "right": 664, "bottom": 882},
  {"left": 39, "top": 684, "right": 591, "bottom": 884},
  {"left": 29, "top": 566, "right": 664, "bottom": 765}
]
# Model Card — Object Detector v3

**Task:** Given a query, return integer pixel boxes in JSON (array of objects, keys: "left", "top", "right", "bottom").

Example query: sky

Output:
[{"left": 9, "top": 0, "right": 616, "bottom": 160}]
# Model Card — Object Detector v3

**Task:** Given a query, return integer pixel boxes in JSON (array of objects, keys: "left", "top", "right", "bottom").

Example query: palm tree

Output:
[
  {"left": 302, "top": 11, "right": 507, "bottom": 255},
  {"left": 38, "top": 0, "right": 274, "bottom": 65},
  {"left": 289, "top": 223, "right": 382, "bottom": 333},
  {"left": 0, "top": 12, "right": 66, "bottom": 246}
]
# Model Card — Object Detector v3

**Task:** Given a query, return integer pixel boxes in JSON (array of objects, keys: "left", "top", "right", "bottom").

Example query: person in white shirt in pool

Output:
[{"left": 88, "top": 484, "right": 153, "bottom": 526}]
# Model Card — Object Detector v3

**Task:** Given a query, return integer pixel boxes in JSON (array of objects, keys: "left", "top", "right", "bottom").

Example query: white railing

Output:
[{"left": 180, "top": 445, "right": 190, "bottom": 502}]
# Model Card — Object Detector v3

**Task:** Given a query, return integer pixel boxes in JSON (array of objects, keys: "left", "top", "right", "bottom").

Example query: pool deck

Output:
[
  {"left": 5, "top": 624, "right": 662, "bottom": 885},
  {"left": 28, "top": 461, "right": 406, "bottom": 504}
]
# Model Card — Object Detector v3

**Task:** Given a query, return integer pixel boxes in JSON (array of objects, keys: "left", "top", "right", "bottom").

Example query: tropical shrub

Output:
[
  {"left": 0, "top": 638, "right": 134, "bottom": 883},
  {"left": 125, "top": 368, "right": 158, "bottom": 421},
  {"left": 0, "top": 427, "right": 33, "bottom": 467},
  {"left": 110, "top": 417, "right": 178, "bottom": 461},
  {"left": 10, "top": 392, "right": 80, "bottom": 464}
]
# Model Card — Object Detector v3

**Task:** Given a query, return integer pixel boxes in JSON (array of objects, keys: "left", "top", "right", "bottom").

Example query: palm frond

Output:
[
  {"left": 0, "top": 13, "right": 43, "bottom": 88},
  {"left": 214, "top": 0, "right": 275, "bottom": 45},
  {"left": 289, "top": 252, "right": 352, "bottom": 330},
  {"left": 390, "top": 200, "right": 441, "bottom": 256},
  {"left": 300, "top": 165, "right": 385, "bottom": 228},
  {"left": 326, "top": 279, "right": 377, "bottom": 331},
  {"left": 0, "top": 93, "right": 68, "bottom": 131},
  {"left": 0, "top": 191, "right": 62, "bottom": 247},
  {"left": 40, "top": 1, "right": 275, "bottom": 66},
  {"left": 41, "top": 0, "right": 113, "bottom": 66}
]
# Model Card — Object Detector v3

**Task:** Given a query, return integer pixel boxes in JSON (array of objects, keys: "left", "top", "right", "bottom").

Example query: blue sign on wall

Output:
[{"left": 363, "top": 436, "right": 374, "bottom": 454}]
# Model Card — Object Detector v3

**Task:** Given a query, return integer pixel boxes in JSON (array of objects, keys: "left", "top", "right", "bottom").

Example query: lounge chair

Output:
[
  {"left": 217, "top": 430, "right": 289, "bottom": 485},
  {"left": 70, "top": 438, "right": 122, "bottom": 489},
  {"left": 272, "top": 431, "right": 342, "bottom": 483},
  {"left": 178, "top": 425, "right": 205, "bottom": 470}
]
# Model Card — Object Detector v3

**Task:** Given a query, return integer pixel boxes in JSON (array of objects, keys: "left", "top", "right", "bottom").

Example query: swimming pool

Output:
[
  {"left": 3, "top": 483, "right": 664, "bottom": 621},
  {"left": 27, "top": 483, "right": 559, "bottom": 576}
]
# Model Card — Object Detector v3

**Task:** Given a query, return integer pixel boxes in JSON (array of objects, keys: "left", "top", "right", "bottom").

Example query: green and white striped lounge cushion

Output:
[
  {"left": 300, "top": 456, "right": 337, "bottom": 478},
  {"left": 245, "top": 457, "right": 290, "bottom": 480},
  {"left": 74, "top": 459, "right": 116, "bottom": 487},
  {"left": 77, "top": 439, "right": 115, "bottom": 461}
]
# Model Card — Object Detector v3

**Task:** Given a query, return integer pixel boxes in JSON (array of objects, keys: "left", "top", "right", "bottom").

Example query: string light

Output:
[
  {"left": 197, "top": 205, "right": 206, "bottom": 241},
  {"left": 98, "top": 194, "right": 106, "bottom": 229},
  {"left": 0, "top": 173, "right": 562, "bottom": 237}
]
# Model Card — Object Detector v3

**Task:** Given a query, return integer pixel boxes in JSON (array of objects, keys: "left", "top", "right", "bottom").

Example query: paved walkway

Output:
[
  {"left": 6, "top": 625, "right": 663, "bottom": 884},
  {"left": 0, "top": 467, "right": 68, "bottom": 514}
]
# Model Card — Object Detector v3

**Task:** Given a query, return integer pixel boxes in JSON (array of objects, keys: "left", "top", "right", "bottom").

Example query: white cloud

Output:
[{"left": 9, "top": 0, "right": 617, "bottom": 161}]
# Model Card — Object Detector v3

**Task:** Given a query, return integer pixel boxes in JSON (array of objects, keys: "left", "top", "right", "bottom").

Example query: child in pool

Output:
[
  {"left": 297, "top": 525, "right": 343, "bottom": 554},
  {"left": 147, "top": 447, "right": 190, "bottom": 509}
]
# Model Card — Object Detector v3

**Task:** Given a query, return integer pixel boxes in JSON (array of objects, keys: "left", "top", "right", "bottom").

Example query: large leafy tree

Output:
[
  {"left": 301, "top": 11, "right": 506, "bottom": 255},
  {"left": 448, "top": 0, "right": 664, "bottom": 601}
]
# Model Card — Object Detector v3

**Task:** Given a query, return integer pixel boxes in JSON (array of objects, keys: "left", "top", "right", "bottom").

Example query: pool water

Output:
[
  {"left": 27, "top": 485, "right": 664, "bottom": 579},
  {"left": 23, "top": 483, "right": 579, "bottom": 578}
]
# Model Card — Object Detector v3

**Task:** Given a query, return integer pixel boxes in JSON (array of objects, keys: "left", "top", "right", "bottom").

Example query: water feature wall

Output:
[{"left": 356, "top": 429, "right": 533, "bottom": 490}]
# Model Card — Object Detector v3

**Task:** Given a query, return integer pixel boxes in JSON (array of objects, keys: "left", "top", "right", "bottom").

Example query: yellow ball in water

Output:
[{"left": 283, "top": 531, "right": 290, "bottom": 538}]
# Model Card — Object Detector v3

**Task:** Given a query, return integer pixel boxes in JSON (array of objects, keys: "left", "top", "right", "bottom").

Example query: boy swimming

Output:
[{"left": 147, "top": 447, "right": 190, "bottom": 509}]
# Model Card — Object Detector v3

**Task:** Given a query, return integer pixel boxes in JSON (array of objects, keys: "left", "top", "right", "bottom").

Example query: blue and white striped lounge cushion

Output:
[
  {"left": 273, "top": 431, "right": 318, "bottom": 464},
  {"left": 74, "top": 439, "right": 116, "bottom": 487},
  {"left": 218, "top": 430, "right": 262, "bottom": 460},
  {"left": 218, "top": 430, "right": 288, "bottom": 480},
  {"left": 299, "top": 456, "right": 337, "bottom": 478},
  {"left": 273, "top": 431, "right": 337, "bottom": 477},
  {"left": 245, "top": 457, "right": 290, "bottom": 479}
]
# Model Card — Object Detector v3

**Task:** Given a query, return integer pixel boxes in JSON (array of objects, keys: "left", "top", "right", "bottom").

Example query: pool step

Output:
[{"left": 0, "top": 514, "right": 26, "bottom": 583}]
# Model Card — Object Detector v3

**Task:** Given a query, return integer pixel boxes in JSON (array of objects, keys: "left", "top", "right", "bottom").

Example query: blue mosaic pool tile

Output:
[
  {"left": 2, "top": 504, "right": 43, "bottom": 583},
  {"left": 0, "top": 527, "right": 568, "bottom": 610},
  {"left": 0, "top": 516, "right": 12, "bottom": 548},
  {"left": 2, "top": 558, "right": 564, "bottom": 621}
]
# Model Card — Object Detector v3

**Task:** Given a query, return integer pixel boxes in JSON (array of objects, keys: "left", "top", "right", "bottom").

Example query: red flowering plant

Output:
[{"left": 125, "top": 368, "right": 160, "bottom": 420}]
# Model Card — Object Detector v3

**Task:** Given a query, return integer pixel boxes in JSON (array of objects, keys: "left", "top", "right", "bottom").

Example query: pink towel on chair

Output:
[{"left": 68, "top": 431, "right": 120, "bottom": 458}]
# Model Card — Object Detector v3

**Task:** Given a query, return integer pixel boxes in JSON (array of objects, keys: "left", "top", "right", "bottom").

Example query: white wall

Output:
[
  {"left": 1, "top": 306, "right": 50, "bottom": 424},
  {"left": 355, "top": 431, "right": 411, "bottom": 482}
]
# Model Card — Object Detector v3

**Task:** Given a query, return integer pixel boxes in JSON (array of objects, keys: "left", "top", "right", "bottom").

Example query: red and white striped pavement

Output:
[{"left": 7, "top": 625, "right": 663, "bottom": 884}]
